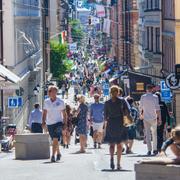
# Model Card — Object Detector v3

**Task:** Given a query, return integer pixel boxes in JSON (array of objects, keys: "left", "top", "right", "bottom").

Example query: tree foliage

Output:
[
  {"left": 69, "top": 19, "right": 84, "bottom": 46},
  {"left": 50, "top": 40, "right": 72, "bottom": 80}
]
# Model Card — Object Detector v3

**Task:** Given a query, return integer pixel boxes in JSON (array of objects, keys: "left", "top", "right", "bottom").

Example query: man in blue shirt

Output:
[
  {"left": 29, "top": 103, "right": 42, "bottom": 133},
  {"left": 90, "top": 94, "right": 104, "bottom": 149}
]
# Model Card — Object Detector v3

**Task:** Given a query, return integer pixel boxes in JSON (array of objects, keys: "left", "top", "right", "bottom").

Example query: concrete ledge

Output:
[
  {"left": 135, "top": 163, "right": 180, "bottom": 180},
  {"left": 15, "top": 134, "right": 50, "bottom": 160}
]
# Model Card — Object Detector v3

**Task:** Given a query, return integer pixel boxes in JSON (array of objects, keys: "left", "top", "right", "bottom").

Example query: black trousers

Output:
[
  {"left": 31, "top": 123, "right": 43, "bottom": 133},
  {"left": 157, "top": 124, "right": 164, "bottom": 151}
]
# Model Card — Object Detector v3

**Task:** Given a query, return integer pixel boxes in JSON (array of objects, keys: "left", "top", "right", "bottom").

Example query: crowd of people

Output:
[
  {"left": 27, "top": 51, "right": 180, "bottom": 169},
  {"left": 28, "top": 82, "right": 180, "bottom": 169}
]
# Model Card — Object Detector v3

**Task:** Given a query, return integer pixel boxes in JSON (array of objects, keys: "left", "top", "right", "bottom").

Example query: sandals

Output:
[{"left": 117, "top": 164, "right": 122, "bottom": 170}]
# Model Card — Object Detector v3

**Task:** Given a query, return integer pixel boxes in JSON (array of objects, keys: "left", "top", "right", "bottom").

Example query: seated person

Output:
[{"left": 160, "top": 126, "right": 180, "bottom": 158}]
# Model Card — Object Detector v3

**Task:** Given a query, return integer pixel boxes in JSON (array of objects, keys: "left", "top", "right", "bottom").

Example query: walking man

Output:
[
  {"left": 29, "top": 103, "right": 42, "bottom": 133},
  {"left": 139, "top": 84, "right": 161, "bottom": 155},
  {"left": 42, "top": 86, "right": 67, "bottom": 162},
  {"left": 90, "top": 94, "right": 104, "bottom": 149}
]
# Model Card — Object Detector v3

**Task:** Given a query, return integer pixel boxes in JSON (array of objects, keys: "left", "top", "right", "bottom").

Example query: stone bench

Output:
[
  {"left": 135, "top": 163, "right": 180, "bottom": 180},
  {"left": 15, "top": 134, "right": 50, "bottom": 160}
]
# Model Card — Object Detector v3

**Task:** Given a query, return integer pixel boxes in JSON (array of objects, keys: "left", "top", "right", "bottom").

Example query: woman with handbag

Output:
[
  {"left": 104, "top": 85, "right": 133, "bottom": 170},
  {"left": 76, "top": 95, "right": 88, "bottom": 153}
]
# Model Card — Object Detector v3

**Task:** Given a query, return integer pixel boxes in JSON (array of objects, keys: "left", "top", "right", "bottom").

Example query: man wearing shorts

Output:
[
  {"left": 90, "top": 94, "right": 104, "bottom": 149},
  {"left": 42, "top": 86, "right": 67, "bottom": 162}
]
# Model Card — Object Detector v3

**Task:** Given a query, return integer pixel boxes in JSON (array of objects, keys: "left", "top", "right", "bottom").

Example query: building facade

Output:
[
  {"left": 162, "top": 0, "right": 176, "bottom": 75},
  {"left": 109, "top": 0, "right": 139, "bottom": 68},
  {"left": 2, "top": 0, "right": 43, "bottom": 132},
  {"left": 138, "top": 0, "right": 162, "bottom": 79},
  {"left": 162, "top": 0, "right": 180, "bottom": 125},
  {"left": 122, "top": 0, "right": 139, "bottom": 68}
]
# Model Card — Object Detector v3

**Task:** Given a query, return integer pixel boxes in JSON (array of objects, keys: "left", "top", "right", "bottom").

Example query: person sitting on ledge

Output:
[{"left": 160, "top": 126, "right": 180, "bottom": 159}]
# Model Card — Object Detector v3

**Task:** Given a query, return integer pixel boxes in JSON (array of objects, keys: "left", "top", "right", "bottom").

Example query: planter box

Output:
[
  {"left": 135, "top": 163, "right": 180, "bottom": 180},
  {"left": 15, "top": 134, "right": 50, "bottom": 160}
]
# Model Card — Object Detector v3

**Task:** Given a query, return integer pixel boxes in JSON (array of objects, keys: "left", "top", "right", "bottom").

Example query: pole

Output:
[{"left": 0, "top": 0, "right": 4, "bottom": 117}]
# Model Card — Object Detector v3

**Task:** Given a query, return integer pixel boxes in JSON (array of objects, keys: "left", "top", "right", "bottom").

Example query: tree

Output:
[
  {"left": 69, "top": 19, "right": 84, "bottom": 46},
  {"left": 50, "top": 40, "right": 71, "bottom": 80}
]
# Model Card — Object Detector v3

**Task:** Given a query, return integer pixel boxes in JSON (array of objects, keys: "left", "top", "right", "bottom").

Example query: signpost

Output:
[
  {"left": 160, "top": 81, "right": 171, "bottom": 102},
  {"left": 165, "top": 73, "right": 180, "bottom": 90},
  {"left": 103, "top": 83, "right": 109, "bottom": 97},
  {"left": 8, "top": 97, "right": 23, "bottom": 108}
]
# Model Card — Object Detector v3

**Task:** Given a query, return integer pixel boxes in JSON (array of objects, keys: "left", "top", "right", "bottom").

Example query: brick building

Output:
[{"left": 110, "top": 0, "right": 139, "bottom": 68}]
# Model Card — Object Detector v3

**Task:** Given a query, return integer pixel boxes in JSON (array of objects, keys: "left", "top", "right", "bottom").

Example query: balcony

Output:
[{"left": 144, "top": 50, "right": 161, "bottom": 64}]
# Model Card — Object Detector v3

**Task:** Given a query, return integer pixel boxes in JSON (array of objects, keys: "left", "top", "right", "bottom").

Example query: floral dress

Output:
[{"left": 76, "top": 103, "right": 88, "bottom": 135}]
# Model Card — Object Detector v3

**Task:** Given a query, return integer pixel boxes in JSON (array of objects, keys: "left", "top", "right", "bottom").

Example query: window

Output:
[
  {"left": 147, "top": 27, "right": 150, "bottom": 50},
  {"left": 151, "top": 0, "right": 153, "bottom": 9},
  {"left": 146, "top": 0, "right": 153, "bottom": 10},
  {"left": 150, "top": 27, "right": 153, "bottom": 51},
  {"left": 154, "top": 0, "right": 160, "bottom": 9},
  {"left": 155, "top": 28, "right": 160, "bottom": 53}
]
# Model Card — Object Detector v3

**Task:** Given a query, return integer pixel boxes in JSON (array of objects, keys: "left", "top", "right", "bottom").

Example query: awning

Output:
[
  {"left": 109, "top": 70, "right": 127, "bottom": 83},
  {"left": 0, "top": 64, "right": 20, "bottom": 84}
]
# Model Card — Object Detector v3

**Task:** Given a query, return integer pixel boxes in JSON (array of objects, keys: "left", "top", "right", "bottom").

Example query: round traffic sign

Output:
[{"left": 165, "top": 73, "right": 180, "bottom": 90}]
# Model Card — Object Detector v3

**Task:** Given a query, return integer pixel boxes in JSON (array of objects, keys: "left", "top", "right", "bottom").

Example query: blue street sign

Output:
[
  {"left": 8, "top": 97, "right": 23, "bottom": 108},
  {"left": 160, "top": 81, "right": 171, "bottom": 102},
  {"left": 18, "top": 97, "right": 23, "bottom": 107},
  {"left": 160, "top": 81, "right": 169, "bottom": 91},
  {"left": 103, "top": 83, "right": 109, "bottom": 96},
  {"left": 8, "top": 97, "right": 18, "bottom": 108},
  {"left": 161, "top": 91, "right": 171, "bottom": 99}
]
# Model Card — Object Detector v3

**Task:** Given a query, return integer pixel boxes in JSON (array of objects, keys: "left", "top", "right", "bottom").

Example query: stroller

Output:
[
  {"left": 0, "top": 124, "right": 16, "bottom": 151},
  {"left": 74, "top": 130, "right": 80, "bottom": 144},
  {"left": 71, "top": 116, "right": 80, "bottom": 144}
]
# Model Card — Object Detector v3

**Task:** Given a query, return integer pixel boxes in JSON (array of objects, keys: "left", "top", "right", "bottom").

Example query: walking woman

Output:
[
  {"left": 104, "top": 85, "right": 132, "bottom": 170},
  {"left": 76, "top": 95, "right": 88, "bottom": 153},
  {"left": 62, "top": 105, "right": 73, "bottom": 148}
]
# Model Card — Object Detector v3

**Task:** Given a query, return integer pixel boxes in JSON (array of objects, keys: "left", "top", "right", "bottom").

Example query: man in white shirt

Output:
[
  {"left": 139, "top": 84, "right": 161, "bottom": 156},
  {"left": 42, "top": 86, "right": 67, "bottom": 162}
]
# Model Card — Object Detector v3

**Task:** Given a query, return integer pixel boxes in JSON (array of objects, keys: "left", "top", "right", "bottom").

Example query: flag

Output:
[
  {"left": 103, "top": 18, "right": 111, "bottom": 35},
  {"left": 96, "top": 5, "right": 105, "bottom": 17},
  {"left": 92, "top": 17, "right": 100, "bottom": 24},
  {"left": 59, "top": 31, "right": 66, "bottom": 44}
]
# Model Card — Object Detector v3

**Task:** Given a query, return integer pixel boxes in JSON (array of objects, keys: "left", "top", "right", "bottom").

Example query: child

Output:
[
  {"left": 62, "top": 105, "right": 73, "bottom": 148},
  {"left": 160, "top": 126, "right": 180, "bottom": 158}
]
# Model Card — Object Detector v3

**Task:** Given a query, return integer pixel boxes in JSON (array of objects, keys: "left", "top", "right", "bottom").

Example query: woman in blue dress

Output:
[{"left": 76, "top": 95, "right": 88, "bottom": 153}]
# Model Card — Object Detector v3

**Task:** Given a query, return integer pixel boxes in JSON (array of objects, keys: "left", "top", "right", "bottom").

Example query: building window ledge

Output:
[{"left": 144, "top": 9, "right": 160, "bottom": 12}]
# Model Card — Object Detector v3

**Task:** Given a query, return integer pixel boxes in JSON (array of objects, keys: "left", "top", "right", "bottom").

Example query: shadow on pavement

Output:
[
  {"left": 87, "top": 147, "right": 105, "bottom": 150},
  {"left": 126, "top": 154, "right": 154, "bottom": 158},
  {"left": 42, "top": 161, "right": 64, "bottom": 164},
  {"left": 70, "top": 152, "right": 93, "bottom": 155},
  {"left": 101, "top": 169, "right": 132, "bottom": 172}
]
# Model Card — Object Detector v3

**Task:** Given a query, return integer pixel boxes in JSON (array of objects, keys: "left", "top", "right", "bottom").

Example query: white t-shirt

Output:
[{"left": 44, "top": 97, "right": 65, "bottom": 125}]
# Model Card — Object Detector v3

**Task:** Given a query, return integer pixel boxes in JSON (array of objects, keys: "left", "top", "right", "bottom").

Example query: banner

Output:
[
  {"left": 103, "top": 18, "right": 111, "bottom": 35},
  {"left": 92, "top": 17, "right": 100, "bottom": 24},
  {"left": 96, "top": 5, "right": 105, "bottom": 17},
  {"left": 69, "top": 43, "right": 77, "bottom": 52}
]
